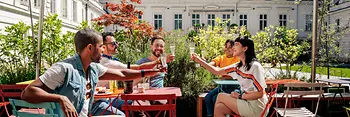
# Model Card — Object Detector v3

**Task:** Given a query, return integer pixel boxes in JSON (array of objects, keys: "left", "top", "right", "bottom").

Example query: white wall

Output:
[
  {"left": 329, "top": 2, "right": 350, "bottom": 61},
  {"left": 0, "top": 0, "right": 104, "bottom": 34}
]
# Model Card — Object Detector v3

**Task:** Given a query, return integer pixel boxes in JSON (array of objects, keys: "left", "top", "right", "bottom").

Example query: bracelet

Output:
[{"left": 141, "top": 70, "right": 145, "bottom": 77}]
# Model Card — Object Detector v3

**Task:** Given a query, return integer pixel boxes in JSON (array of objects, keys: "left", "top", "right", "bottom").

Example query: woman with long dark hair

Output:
[{"left": 191, "top": 36, "right": 267, "bottom": 117}]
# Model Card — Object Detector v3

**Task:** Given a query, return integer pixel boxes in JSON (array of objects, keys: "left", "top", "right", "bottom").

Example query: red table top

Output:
[
  {"left": 131, "top": 87, "right": 182, "bottom": 97},
  {"left": 266, "top": 79, "right": 305, "bottom": 85}
]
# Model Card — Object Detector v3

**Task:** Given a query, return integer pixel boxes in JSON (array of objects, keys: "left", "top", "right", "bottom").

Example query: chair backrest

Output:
[
  {"left": 283, "top": 83, "right": 325, "bottom": 116},
  {"left": 9, "top": 98, "right": 64, "bottom": 117},
  {"left": 0, "top": 84, "right": 28, "bottom": 116},
  {"left": 121, "top": 94, "right": 176, "bottom": 117},
  {"left": 260, "top": 83, "right": 278, "bottom": 117}
]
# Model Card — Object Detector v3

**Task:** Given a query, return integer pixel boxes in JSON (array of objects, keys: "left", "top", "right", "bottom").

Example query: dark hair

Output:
[
  {"left": 235, "top": 36, "right": 257, "bottom": 71},
  {"left": 102, "top": 32, "right": 114, "bottom": 44},
  {"left": 74, "top": 28, "right": 102, "bottom": 53},
  {"left": 150, "top": 36, "right": 165, "bottom": 44},
  {"left": 225, "top": 39, "right": 235, "bottom": 47}
]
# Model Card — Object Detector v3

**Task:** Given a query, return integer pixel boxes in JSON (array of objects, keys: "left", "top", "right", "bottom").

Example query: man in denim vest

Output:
[{"left": 22, "top": 28, "right": 161, "bottom": 117}]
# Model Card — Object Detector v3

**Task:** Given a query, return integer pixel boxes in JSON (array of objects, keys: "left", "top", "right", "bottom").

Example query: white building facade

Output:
[
  {"left": 0, "top": 0, "right": 104, "bottom": 33},
  {"left": 102, "top": 0, "right": 314, "bottom": 39},
  {"left": 328, "top": 0, "right": 350, "bottom": 61}
]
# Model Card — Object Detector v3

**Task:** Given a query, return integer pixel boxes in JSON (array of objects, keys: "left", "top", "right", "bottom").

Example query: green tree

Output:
[
  {"left": 253, "top": 26, "right": 310, "bottom": 78},
  {"left": 34, "top": 14, "right": 75, "bottom": 66},
  {"left": 0, "top": 22, "right": 36, "bottom": 84}
]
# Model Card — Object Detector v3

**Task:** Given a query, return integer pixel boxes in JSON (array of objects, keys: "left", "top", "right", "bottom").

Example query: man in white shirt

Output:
[
  {"left": 93, "top": 32, "right": 174, "bottom": 115},
  {"left": 21, "top": 28, "right": 162, "bottom": 117}
]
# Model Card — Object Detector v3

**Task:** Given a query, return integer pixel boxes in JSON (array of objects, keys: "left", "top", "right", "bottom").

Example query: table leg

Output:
[{"left": 100, "top": 97, "right": 119, "bottom": 115}]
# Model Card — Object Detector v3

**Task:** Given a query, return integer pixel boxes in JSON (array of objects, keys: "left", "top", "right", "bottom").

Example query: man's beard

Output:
[
  {"left": 152, "top": 50, "right": 162, "bottom": 57},
  {"left": 91, "top": 50, "right": 101, "bottom": 63}
]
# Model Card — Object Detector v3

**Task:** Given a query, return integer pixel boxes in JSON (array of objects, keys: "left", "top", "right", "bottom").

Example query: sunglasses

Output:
[
  {"left": 105, "top": 41, "right": 118, "bottom": 46},
  {"left": 86, "top": 82, "right": 92, "bottom": 99}
]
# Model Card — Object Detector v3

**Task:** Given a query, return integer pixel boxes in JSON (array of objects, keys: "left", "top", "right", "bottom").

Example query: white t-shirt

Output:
[
  {"left": 224, "top": 61, "right": 267, "bottom": 94},
  {"left": 39, "top": 62, "right": 108, "bottom": 117},
  {"left": 100, "top": 57, "right": 127, "bottom": 69}
]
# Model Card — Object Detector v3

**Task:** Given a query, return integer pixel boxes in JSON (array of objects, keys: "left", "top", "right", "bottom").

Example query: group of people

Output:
[{"left": 21, "top": 28, "right": 268, "bottom": 117}]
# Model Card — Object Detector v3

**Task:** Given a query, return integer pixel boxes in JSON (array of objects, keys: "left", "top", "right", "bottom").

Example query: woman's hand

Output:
[
  {"left": 191, "top": 53, "right": 200, "bottom": 63},
  {"left": 230, "top": 91, "right": 240, "bottom": 99}
]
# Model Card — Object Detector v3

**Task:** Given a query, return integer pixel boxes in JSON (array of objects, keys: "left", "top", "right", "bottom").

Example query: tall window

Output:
[
  {"left": 192, "top": 14, "right": 200, "bottom": 26},
  {"left": 73, "top": 1, "right": 77, "bottom": 22},
  {"left": 61, "top": 0, "right": 68, "bottom": 18},
  {"left": 239, "top": 14, "right": 248, "bottom": 27},
  {"left": 20, "top": 0, "right": 29, "bottom": 6},
  {"left": 207, "top": 14, "right": 215, "bottom": 26},
  {"left": 137, "top": 14, "right": 142, "bottom": 20},
  {"left": 174, "top": 14, "right": 183, "bottom": 30},
  {"left": 305, "top": 15, "right": 312, "bottom": 31},
  {"left": 259, "top": 14, "right": 267, "bottom": 30},
  {"left": 34, "top": 0, "right": 40, "bottom": 8},
  {"left": 279, "top": 14, "right": 287, "bottom": 27},
  {"left": 154, "top": 14, "right": 162, "bottom": 30},
  {"left": 336, "top": 18, "right": 340, "bottom": 32},
  {"left": 82, "top": 8, "right": 86, "bottom": 21},
  {"left": 222, "top": 14, "right": 231, "bottom": 26},
  {"left": 51, "top": 0, "right": 56, "bottom": 13}
]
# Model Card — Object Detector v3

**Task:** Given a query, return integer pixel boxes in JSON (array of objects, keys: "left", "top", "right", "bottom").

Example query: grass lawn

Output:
[{"left": 281, "top": 65, "right": 350, "bottom": 78}]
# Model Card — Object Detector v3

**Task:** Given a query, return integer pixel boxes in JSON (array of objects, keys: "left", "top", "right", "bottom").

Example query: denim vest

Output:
[{"left": 52, "top": 54, "right": 99, "bottom": 115}]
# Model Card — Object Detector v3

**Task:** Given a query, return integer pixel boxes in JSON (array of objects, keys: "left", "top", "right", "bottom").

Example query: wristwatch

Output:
[
  {"left": 141, "top": 70, "right": 145, "bottom": 77},
  {"left": 238, "top": 94, "right": 242, "bottom": 99}
]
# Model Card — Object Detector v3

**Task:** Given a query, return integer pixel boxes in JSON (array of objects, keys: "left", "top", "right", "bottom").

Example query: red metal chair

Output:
[
  {"left": 0, "top": 84, "right": 28, "bottom": 117},
  {"left": 121, "top": 94, "right": 177, "bottom": 117},
  {"left": 231, "top": 83, "right": 278, "bottom": 117}
]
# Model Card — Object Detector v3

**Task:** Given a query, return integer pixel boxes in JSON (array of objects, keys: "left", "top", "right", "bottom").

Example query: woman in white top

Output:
[{"left": 191, "top": 36, "right": 267, "bottom": 117}]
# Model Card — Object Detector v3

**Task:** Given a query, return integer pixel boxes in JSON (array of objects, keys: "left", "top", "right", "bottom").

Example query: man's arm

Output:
[
  {"left": 99, "top": 68, "right": 160, "bottom": 81},
  {"left": 21, "top": 79, "right": 61, "bottom": 103},
  {"left": 130, "top": 60, "right": 158, "bottom": 70},
  {"left": 22, "top": 79, "right": 78, "bottom": 117}
]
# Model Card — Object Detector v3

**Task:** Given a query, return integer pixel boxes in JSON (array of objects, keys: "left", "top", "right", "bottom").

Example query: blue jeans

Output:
[
  {"left": 91, "top": 98, "right": 132, "bottom": 116},
  {"left": 204, "top": 84, "right": 240, "bottom": 117}
]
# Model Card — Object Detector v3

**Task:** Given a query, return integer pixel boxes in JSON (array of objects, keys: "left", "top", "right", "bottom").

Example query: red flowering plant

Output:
[
  {"left": 92, "top": 0, "right": 162, "bottom": 40},
  {"left": 92, "top": 0, "right": 163, "bottom": 62}
]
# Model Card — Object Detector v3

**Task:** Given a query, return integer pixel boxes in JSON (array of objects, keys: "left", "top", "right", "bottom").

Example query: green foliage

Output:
[
  {"left": 36, "top": 14, "right": 75, "bottom": 66},
  {"left": 164, "top": 30, "right": 213, "bottom": 103},
  {"left": 193, "top": 18, "right": 249, "bottom": 61},
  {"left": 0, "top": 14, "right": 75, "bottom": 84},
  {"left": 253, "top": 26, "right": 310, "bottom": 78},
  {"left": 0, "top": 22, "right": 36, "bottom": 84},
  {"left": 317, "top": 0, "right": 349, "bottom": 64}
]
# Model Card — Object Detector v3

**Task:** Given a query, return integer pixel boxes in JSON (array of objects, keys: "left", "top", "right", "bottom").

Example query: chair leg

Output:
[{"left": 4, "top": 104, "right": 10, "bottom": 117}]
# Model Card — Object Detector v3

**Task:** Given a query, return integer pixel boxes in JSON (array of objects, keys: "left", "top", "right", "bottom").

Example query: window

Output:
[
  {"left": 137, "top": 14, "right": 142, "bottom": 20},
  {"left": 82, "top": 8, "right": 86, "bottom": 21},
  {"left": 174, "top": 14, "right": 183, "bottom": 30},
  {"left": 61, "top": 0, "right": 67, "bottom": 18},
  {"left": 73, "top": 1, "right": 77, "bottom": 22},
  {"left": 192, "top": 14, "right": 200, "bottom": 26},
  {"left": 279, "top": 14, "right": 287, "bottom": 27},
  {"left": 336, "top": 18, "right": 340, "bottom": 32},
  {"left": 305, "top": 15, "right": 312, "bottom": 31},
  {"left": 207, "top": 14, "right": 215, "bottom": 26},
  {"left": 34, "top": 0, "right": 40, "bottom": 8},
  {"left": 20, "top": 0, "right": 29, "bottom": 6},
  {"left": 222, "top": 14, "right": 231, "bottom": 26},
  {"left": 154, "top": 14, "right": 162, "bottom": 30},
  {"left": 259, "top": 14, "right": 267, "bottom": 30},
  {"left": 51, "top": 0, "right": 56, "bottom": 13},
  {"left": 239, "top": 14, "right": 248, "bottom": 27}
]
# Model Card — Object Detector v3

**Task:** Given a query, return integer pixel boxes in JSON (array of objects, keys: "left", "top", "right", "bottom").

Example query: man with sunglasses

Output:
[
  {"left": 92, "top": 32, "right": 174, "bottom": 116},
  {"left": 22, "top": 28, "right": 163, "bottom": 117}
]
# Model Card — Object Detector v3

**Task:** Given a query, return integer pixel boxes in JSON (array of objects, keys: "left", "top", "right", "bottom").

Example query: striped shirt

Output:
[{"left": 224, "top": 61, "right": 267, "bottom": 93}]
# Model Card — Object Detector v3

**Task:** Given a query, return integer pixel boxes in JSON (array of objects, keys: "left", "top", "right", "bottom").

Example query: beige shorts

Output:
[{"left": 237, "top": 95, "right": 268, "bottom": 117}]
